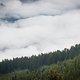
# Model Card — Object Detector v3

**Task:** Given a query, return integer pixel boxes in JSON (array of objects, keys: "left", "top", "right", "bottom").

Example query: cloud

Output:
[
  {"left": 0, "top": 0, "right": 80, "bottom": 20},
  {"left": 20, "top": 0, "right": 39, "bottom": 3},
  {"left": 0, "top": 10, "right": 80, "bottom": 60},
  {"left": 0, "top": 0, "right": 80, "bottom": 61}
]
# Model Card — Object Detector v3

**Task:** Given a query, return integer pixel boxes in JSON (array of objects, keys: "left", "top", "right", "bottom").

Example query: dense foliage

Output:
[
  {"left": 0, "top": 44, "right": 80, "bottom": 74},
  {"left": 0, "top": 54, "right": 80, "bottom": 80}
]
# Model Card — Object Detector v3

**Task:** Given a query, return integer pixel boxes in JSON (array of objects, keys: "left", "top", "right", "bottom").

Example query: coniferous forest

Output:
[
  {"left": 0, "top": 0, "right": 80, "bottom": 80},
  {"left": 0, "top": 44, "right": 80, "bottom": 80}
]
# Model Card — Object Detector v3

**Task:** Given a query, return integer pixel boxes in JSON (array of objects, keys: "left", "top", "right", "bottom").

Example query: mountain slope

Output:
[
  {"left": 0, "top": 53, "right": 80, "bottom": 80},
  {"left": 0, "top": 44, "right": 80, "bottom": 74}
]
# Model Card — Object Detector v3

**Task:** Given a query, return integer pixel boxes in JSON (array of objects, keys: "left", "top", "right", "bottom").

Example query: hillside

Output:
[
  {"left": 0, "top": 44, "right": 80, "bottom": 74},
  {"left": 0, "top": 52, "right": 80, "bottom": 80},
  {"left": 0, "top": 44, "right": 80, "bottom": 80}
]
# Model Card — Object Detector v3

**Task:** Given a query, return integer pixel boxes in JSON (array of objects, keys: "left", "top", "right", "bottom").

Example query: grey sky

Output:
[{"left": 0, "top": 0, "right": 80, "bottom": 61}]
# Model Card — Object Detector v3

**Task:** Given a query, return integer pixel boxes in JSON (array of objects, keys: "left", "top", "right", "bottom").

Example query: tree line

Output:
[
  {"left": 0, "top": 53, "right": 80, "bottom": 80},
  {"left": 0, "top": 44, "right": 80, "bottom": 74}
]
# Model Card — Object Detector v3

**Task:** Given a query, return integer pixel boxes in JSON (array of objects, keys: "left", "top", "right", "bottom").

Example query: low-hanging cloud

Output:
[
  {"left": 0, "top": 0, "right": 80, "bottom": 20},
  {"left": 0, "top": 0, "right": 80, "bottom": 61}
]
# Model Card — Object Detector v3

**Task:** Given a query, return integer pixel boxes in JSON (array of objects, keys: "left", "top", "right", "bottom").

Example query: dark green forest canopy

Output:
[
  {"left": 0, "top": 44, "right": 80, "bottom": 74},
  {"left": 0, "top": 52, "right": 80, "bottom": 80}
]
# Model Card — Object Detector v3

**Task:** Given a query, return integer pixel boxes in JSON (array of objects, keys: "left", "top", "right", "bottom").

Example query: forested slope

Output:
[
  {"left": 0, "top": 53, "right": 80, "bottom": 80},
  {"left": 0, "top": 44, "right": 80, "bottom": 74}
]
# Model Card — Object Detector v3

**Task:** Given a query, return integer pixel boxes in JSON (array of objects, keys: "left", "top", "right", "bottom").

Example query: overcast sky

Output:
[{"left": 0, "top": 0, "right": 80, "bottom": 61}]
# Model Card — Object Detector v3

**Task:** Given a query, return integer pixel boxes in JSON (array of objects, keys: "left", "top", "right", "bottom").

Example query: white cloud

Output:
[
  {"left": 0, "top": 0, "right": 80, "bottom": 61},
  {"left": 0, "top": 10, "right": 80, "bottom": 60},
  {"left": 0, "top": 0, "right": 80, "bottom": 19}
]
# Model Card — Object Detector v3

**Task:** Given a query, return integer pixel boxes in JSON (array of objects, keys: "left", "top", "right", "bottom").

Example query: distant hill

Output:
[
  {"left": 0, "top": 50, "right": 80, "bottom": 80},
  {"left": 0, "top": 44, "right": 80, "bottom": 74}
]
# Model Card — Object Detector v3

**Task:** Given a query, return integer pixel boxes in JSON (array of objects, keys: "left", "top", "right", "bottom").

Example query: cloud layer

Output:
[
  {"left": 0, "top": 0, "right": 80, "bottom": 19},
  {"left": 0, "top": 0, "right": 80, "bottom": 61}
]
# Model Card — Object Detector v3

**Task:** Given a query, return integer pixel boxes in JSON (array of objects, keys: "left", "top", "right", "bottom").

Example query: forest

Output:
[{"left": 0, "top": 44, "right": 80, "bottom": 80}]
